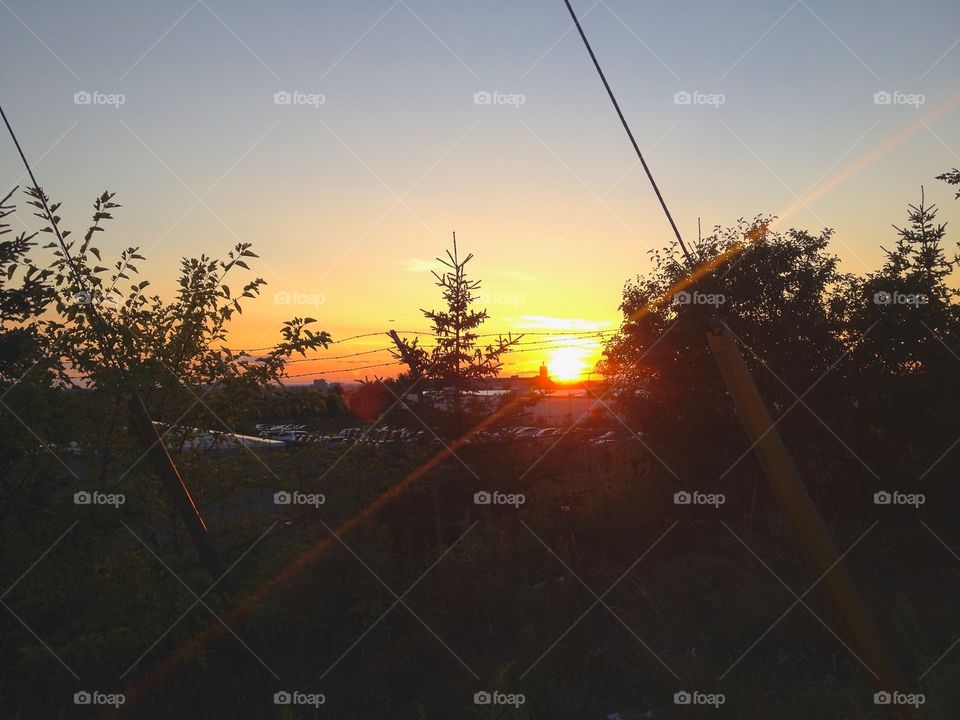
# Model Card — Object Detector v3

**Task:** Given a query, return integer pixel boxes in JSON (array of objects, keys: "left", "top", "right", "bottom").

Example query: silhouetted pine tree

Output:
[{"left": 389, "top": 233, "right": 519, "bottom": 436}]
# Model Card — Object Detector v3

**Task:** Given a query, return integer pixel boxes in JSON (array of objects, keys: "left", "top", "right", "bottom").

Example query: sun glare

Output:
[{"left": 549, "top": 347, "right": 588, "bottom": 382}]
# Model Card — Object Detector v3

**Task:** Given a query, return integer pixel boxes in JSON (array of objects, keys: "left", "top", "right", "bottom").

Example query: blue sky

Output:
[{"left": 2, "top": 0, "right": 959, "bottom": 377}]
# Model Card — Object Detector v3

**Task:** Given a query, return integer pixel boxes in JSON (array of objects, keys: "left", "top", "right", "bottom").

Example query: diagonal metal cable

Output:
[{"left": 560, "top": 0, "right": 693, "bottom": 265}]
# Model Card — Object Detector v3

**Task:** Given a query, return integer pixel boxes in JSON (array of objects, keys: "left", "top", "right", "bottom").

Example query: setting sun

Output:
[{"left": 548, "top": 347, "right": 589, "bottom": 382}]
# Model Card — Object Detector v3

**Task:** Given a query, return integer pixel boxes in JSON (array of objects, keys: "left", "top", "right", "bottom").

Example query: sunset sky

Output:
[{"left": 2, "top": 0, "right": 958, "bottom": 381}]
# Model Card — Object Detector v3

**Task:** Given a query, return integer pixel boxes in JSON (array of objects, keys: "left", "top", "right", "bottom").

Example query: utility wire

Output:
[
  {"left": 280, "top": 332, "right": 613, "bottom": 364},
  {"left": 286, "top": 340, "right": 608, "bottom": 379},
  {"left": 221, "top": 330, "right": 433, "bottom": 352},
  {"left": 0, "top": 102, "right": 137, "bottom": 394},
  {"left": 560, "top": 0, "right": 693, "bottom": 266},
  {"left": 223, "top": 329, "right": 614, "bottom": 354}
]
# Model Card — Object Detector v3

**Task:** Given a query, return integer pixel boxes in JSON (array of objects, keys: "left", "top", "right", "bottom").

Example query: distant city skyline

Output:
[{"left": 3, "top": 0, "right": 958, "bottom": 380}]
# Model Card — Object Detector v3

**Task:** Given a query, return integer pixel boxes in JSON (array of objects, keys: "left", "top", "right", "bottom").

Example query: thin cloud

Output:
[
  {"left": 402, "top": 258, "right": 440, "bottom": 273},
  {"left": 513, "top": 315, "right": 612, "bottom": 332}
]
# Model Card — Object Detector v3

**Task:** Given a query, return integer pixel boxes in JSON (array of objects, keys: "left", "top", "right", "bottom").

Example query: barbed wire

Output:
[
  {"left": 220, "top": 328, "right": 614, "bottom": 354},
  {"left": 55, "top": 332, "right": 612, "bottom": 372},
  {"left": 55, "top": 333, "right": 611, "bottom": 381},
  {"left": 284, "top": 340, "right": 609, "bottom": 379},
  {"left": 280, "top": 331, "right": 614, "bottom": 365}
]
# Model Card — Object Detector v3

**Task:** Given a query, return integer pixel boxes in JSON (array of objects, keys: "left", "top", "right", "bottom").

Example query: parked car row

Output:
[
  {"left": 257, "top": 424, "right": 431, "bottom": 447},
  {"left": 331, "top": 425, "right": 567, "bottom": 446},
  {"left": 257, "top": 423, "right": 634, "bottom": 448},
  {"left": 473, "top": 426, "right": 637, "bottom": 445},
  {"left": 476, "top": 426, "right": 561, "bottom": 442},
  {"left": 255, "top": 424, "right": 311, "bottom": 443},
  {"left": 336, "top": 427, "right": 428, "bottom": 444}
]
